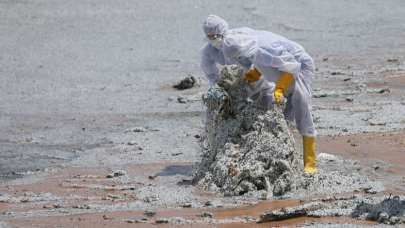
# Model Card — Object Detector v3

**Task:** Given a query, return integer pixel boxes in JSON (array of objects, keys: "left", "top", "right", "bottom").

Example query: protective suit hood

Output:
[
  {"left": 223, "top": 32, "right": 258, "bottom": 63},
  {"left": 202, "top": 15, "right": 229, "bottom": 35}
]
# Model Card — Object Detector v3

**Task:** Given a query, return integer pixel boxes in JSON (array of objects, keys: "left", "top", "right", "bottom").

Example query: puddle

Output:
[{"left": 213, "top": 199, "right": 302, "bottom": 219}]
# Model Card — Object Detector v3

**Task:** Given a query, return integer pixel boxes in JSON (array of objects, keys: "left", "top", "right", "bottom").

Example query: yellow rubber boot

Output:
[
  {"left": 303, "top": 136, "right": 318, "bottom": 174},
  {"left": 243, "top": 67, "right": 261, "bottom": 82},
  {"left": 274, "top": 72, "right": 294, "bottom": 104}
]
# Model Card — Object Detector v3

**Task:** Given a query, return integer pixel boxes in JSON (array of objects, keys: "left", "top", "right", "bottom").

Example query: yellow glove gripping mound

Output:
[
  {"left": 303, "top": 136, "right": 317, "bottom": 174},
  {"left": 243, "top": 67, "right": 261, "bottom": 82},
  {"left": 274, "top": 72, "right": 294, "bottom": 104}
]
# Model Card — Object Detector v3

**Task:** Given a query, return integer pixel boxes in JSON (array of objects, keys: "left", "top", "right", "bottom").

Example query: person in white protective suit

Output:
[
  {"left": 200, "top": 15, "right": 274, "bottom": 107},
  {"left": 222, "top": 31, "right": 318, "bottom": 174}
]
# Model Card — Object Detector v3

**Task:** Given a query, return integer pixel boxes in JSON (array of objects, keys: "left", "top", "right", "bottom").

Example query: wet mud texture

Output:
[
  {"left": 260, "top": 195, "right": 405, "bottom": 225},
  {"left": 193, "top": 65, "right": 299, "bottom": 197},
  {"left": 352, "top": 195, "right": 405, "bottom": 225}
]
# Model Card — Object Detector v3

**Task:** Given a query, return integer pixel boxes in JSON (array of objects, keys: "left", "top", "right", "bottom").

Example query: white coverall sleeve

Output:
[
  {"left": 200, "top": 44, "right": 220, "bottom": 86},
  {"left": 255, "top": 45, "right": 301, "bottom": 78}
]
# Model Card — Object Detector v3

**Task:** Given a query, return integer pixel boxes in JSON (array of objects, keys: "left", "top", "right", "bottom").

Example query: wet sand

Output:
[
  {"left": 10, "top": 214, "right": 376, "bottom": 228},
  {"left": 1, "top": 131, "right": 404, "bottom": 227},
  {"left": 319, "top": 131, "right": 405, "bottom": 194}
]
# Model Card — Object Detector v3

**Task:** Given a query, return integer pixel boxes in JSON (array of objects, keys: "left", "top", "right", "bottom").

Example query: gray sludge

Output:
[
  {"left": 352, "top": 195, "right": 405, "bottom": 225},
  {"left": 259, "top": 195, "right": 405, "bottom": 225},
  {"left": 192, "top": 65, "right": 300, "bottom": 197}
]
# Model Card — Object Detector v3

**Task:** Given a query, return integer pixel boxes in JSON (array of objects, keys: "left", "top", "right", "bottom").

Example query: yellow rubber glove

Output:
[
  {"left": 274, "top": 72, "right": 294, "bottom": 104},
  {"left": 243, "top": 67, "right": 261, "bottom": 82},
  {"left": 303, "top": 136, "right": 317, "bottom": 174}
]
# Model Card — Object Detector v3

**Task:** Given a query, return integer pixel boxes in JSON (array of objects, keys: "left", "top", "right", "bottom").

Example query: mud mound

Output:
[
  {"left": 352, "top": 195, "right": 405, "bottom": 224},
  {"left": 193, "top": 65, "right": 300, "bottom": 197}
]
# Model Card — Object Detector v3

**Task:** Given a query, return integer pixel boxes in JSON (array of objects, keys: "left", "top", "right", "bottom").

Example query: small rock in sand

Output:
[
  {"left": 43, "top": 204, "right": 61, "bottom": 209},
  {"left": 127, "top": 141, "right": 137, "bottom": 145},
  {"left": 177, "top": 96, "right": 188, "bottom": 103},
  {"left": 204, "top": 200, "right": 223, "bottom": 208},
  {"left": 378, "top": 88, "right": 390, "bottom": 94},
  {"left": 106, "top": 170, "right": 127, "bottom": 178},
  {"left": 173, "top": 76, "right": 196, "bottom": 90},
  {"left": 155, "top": 218, "right": 169, "bottom": 224},
  {"left": 102, "top": 215, "right": 112, "bottom": 220},
  {"left": 182, "top": 202, "right": 192, "bottom": 208},
  {"left": 204, "top": 201, "right": 213, "bottom": 206},
  {"left": 331, "top": 71, "right": 343, "bottom": 75},
  {"left": 201, "top": 212, "right": 213, "bottom": 218},
  {"left": 126, "top": 218, "right": 148, "bottom": 223}
]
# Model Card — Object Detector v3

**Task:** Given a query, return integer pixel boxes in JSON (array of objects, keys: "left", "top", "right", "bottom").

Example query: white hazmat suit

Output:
[
  {"left": 222, "top": 31, "right": 318, "bottom": 174},
  {"left": 223, "top": 32, "right": 315, "bottom": 136}
]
